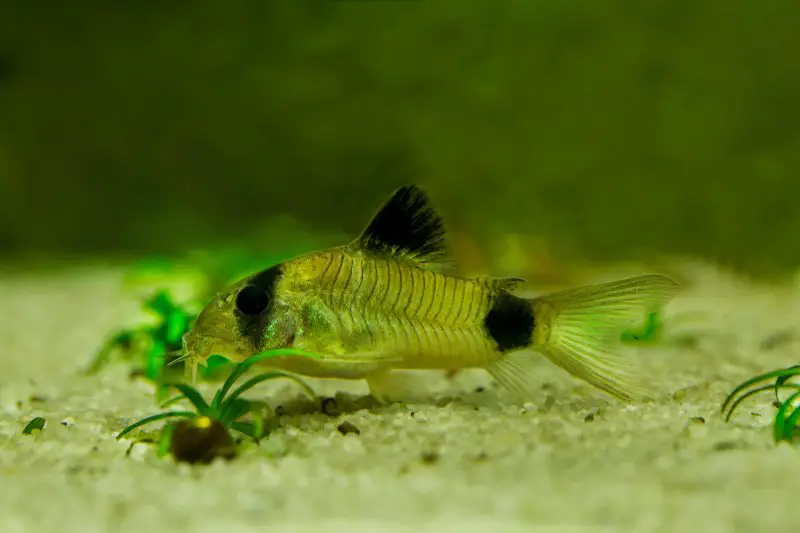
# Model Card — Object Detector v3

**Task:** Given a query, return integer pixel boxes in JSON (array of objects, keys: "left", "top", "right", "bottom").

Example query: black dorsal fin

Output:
[{"left": 350, "top": 185, "right": 453, "bottom": 269}]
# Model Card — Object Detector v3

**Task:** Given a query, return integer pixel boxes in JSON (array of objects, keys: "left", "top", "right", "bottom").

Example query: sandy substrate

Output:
[{"left": 2, "top": 261, "right": 800, "bottom": 533}]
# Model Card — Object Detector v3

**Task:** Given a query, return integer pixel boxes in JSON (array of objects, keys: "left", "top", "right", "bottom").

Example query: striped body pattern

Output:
[{"left": 290, "top": 248, "right": 500, "bottom": 368}]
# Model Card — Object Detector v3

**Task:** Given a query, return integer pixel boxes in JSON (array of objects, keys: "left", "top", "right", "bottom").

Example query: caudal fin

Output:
[{"left": 530, "top": 273, "right": 679, "bottom": 401}]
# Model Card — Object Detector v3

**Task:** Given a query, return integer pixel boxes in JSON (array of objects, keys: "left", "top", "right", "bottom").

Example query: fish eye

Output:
[{"left": 235, "top": 285, "right": 270, "bottom": 316}]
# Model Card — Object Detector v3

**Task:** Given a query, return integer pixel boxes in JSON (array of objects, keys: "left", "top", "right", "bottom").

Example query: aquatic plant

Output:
[
  {"left": 620, "top": 309, "right": 714, "bottom": 350},
  {"left": 721, "top": 364, "right": 800, "bottom": 444},
  {"left": 116, "top": 348, "right": 319, "bottom": 464},
  {"left": 620, "top": 311, "right": 663, "bottom": 343},
  {"left": 85, "top": 289, "right": 230, "bottom": 382},
  {"left": 21, "top": 417, "right": 46, "bottom": 435}
]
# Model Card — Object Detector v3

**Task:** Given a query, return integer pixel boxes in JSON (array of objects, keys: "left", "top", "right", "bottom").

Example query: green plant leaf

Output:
[
  {"left": 222, "top": 399, "right": 271, "bottom": 424},
  {"left": 774, "top": 390, "right": 800, "bottom": 443},
  {"left": 224, "top": 371, "right": 316, "bottom": 413},
  {"left": 156, "top": 423, "right": 176, "bottom": 458},
  {"left": 219, "top": 398, "right": 257, "bottom": 422},
  {"left": 160, "top": 395, "right": 188, "bottom": 409},
  {"left": 145, "top": 290, "right": 175, "bottom": 316},
  {"left": 165, "top": 311, "right": 191, "bottom": 345},
  {"left": 229, "top": 421, "right": 262, "bottom": 441},
  {"left": 144, "top": 339, "right": 168, "bottom": 381},
  {"left": 620, "top": 312, "right": 661, "bottom": 343},
  {"left": 774, "top": 365, "right": 800, "bottom": 404},
  {"left": 22, "top": 417, "right": 46, "bottom": 435},
  {"left": 777, "top": 403, "right": 800, "bottom": 443},
  {"left": 721, "top": 366, "right": 800, "bottom": 420},
  {"left": 84, "top": 331, "right": 136, "bottom": 374},
  {"left": 116, "top": 411, "right": 196, "bottom": 440},
  {"left": 162, "top": 382, "right": 211, "bottom": 414},
  {"left": 774, "top": 404, "right": 800, "bottom": 442},
  {"left": 722, "top": 384, "right": 776, "bottom": 422},
  {"left": 204, "top": 354, "right": 231, "bottom": 372},
  {"left": 212, "top": 348, "right": 322, "bottom": 410}
]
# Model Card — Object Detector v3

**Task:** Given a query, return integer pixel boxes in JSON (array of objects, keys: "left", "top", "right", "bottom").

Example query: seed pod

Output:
[{"left": 169, "top": 417, "right": 236, "bottom": 464}]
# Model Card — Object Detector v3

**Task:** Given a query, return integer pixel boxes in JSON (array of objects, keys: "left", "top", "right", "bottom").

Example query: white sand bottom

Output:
[{"left": 1, "top": 260, "right": 800, "bottom": 533}]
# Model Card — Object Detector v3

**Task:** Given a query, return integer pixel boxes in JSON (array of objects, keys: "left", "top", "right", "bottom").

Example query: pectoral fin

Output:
[
  {"left": 309, "top": 350, "right": 403, "bottom": 365},
  {"left": 257, "top": 342, "right": 404, "bottom": 380}
]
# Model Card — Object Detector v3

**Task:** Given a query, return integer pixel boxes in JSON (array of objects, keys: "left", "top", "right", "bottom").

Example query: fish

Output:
[{"left": 182, "top": 184, "right": 679, "bottom": 403}]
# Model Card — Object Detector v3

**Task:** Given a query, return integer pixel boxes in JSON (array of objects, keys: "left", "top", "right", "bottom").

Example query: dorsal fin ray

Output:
[
  {"left": 349, "top": 184, "right": 454, "bottom": 270},
  {"left": 476, "top": 277, "right": 526, "bottom": 293}
]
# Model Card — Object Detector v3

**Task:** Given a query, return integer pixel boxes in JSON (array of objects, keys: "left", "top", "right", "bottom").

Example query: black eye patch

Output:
[
  {"left": 235, "top": 285, "right": 270, "bottom": 316},
  {"left": 234, "top": 265, "right": 283, "bottom": 351}
]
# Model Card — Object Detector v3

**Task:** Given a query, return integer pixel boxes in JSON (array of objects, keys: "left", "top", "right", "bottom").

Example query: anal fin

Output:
[
  {"left": 366, "top": 369, "right": 431, "bottom": 404},
  {"left": 485, "top": 352, "right": 543, "bottom": 401}
]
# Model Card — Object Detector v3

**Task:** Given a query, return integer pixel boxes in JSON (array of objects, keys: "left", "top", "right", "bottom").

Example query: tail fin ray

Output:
[{"left": 532, "top": 274, "right": 679, "bottom": 401}]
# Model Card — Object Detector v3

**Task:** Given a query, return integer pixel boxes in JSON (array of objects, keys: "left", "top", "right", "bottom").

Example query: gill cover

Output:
[{"left": 184, "top": 264, "right": 297, "bottom": 368}]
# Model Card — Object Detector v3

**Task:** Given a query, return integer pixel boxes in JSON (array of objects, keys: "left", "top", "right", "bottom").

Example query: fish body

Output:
[{"left": 183, "top": 185, "right": 679, "bottom": 403}]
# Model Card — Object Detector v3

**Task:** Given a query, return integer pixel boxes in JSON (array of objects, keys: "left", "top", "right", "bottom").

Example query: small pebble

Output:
[
  {"left": 420, "top": 451, "right": 439, "bottom": 464},
  {"left": 542, "top": 396, "right": 556, "bottom": 411},
  {"left": 671, "top": 388, "right": 690, "bottom": 401},
  {"left": 336, "top": 421, "right": 360, "bottom": 436},
  {"left": 320, "top": 397, "right": 339, "bottom": 417},
  {"left": 170, "top": 417, "right": 236, "bottom": 464},
  {"left": 759, "top": 330, "right": 794, "bottom": 351},
  {"left": 713, "top": 441, "right": 738, "bottom": 452}
]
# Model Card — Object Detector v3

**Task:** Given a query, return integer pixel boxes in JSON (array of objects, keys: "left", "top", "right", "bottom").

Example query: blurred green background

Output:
[{"left": 1, "top": 1, "right": 799, "bottom": 276}]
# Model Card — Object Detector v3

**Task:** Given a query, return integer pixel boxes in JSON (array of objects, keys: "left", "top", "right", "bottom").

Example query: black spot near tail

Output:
[{"left": 483, "top": 292, "right": 535, "bottom": 353}]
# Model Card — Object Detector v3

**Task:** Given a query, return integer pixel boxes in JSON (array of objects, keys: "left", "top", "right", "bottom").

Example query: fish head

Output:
[{"left": 182, "top": 265, "right": 299, "bottom": 373}]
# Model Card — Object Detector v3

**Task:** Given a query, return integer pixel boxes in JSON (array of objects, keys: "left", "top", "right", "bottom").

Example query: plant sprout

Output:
[
  {"left": 721, "top": 364, "right": 800, "bottom": 444},
  {"left": 116, "top": 348, "right": 321, "bottom": 463}
]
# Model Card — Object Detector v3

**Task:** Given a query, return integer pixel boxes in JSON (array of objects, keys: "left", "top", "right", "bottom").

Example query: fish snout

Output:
[{"left": 183, "top": 330, "right": 250, "bottom": 364}]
